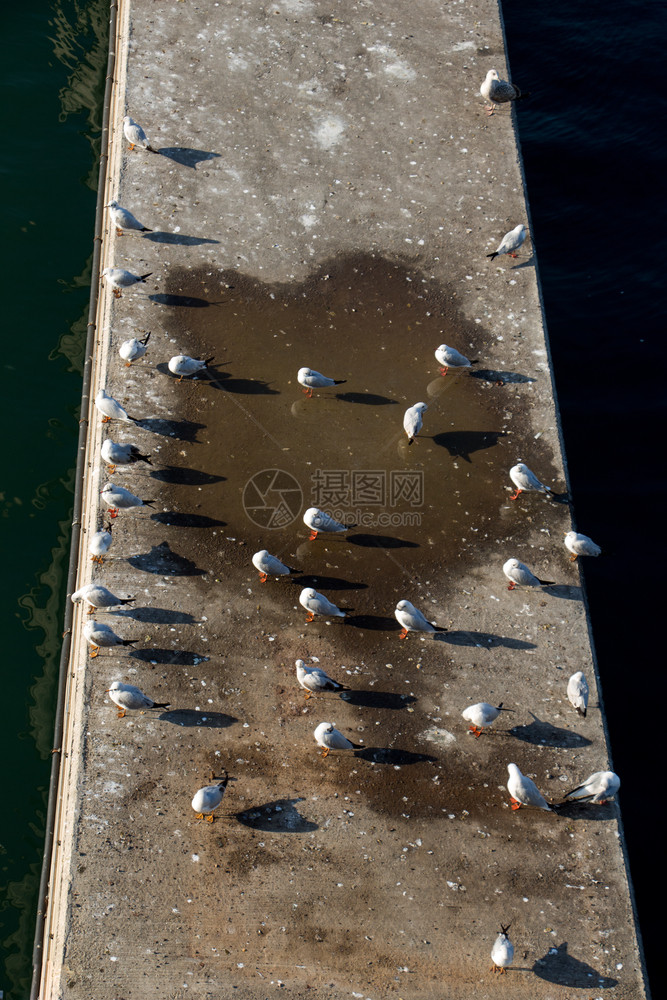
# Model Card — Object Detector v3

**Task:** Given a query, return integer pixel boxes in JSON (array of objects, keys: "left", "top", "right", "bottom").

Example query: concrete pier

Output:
[{"left": 37, "top": 1, "right": 648, "bottom": 998}]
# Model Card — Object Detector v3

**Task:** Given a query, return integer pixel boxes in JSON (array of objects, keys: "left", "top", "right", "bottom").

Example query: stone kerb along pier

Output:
[{"left": 36, "top": 1, "right": 648, "bottom": 998}]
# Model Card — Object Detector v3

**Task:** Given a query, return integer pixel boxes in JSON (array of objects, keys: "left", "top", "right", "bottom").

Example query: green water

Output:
[{"left": 0, "top": 2, "right": 108, "bottom": 994}]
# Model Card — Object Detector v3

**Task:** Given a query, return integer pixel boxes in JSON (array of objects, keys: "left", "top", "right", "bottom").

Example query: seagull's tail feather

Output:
[
  {"left": 140, "top": 226, "right": 153, "bottom": 233},
  {"left": 203, "top": 356, "right": 215, "bottom": 366},
  {"left": 154, "top": 700, "right": 171, "bottom": 709},
  {"left": 486, "top": 251, "right": 499, "bottom": 260},
  {"left": 139, "top": 332, "right": 151, "bottom": 346},
  {"left": 130, "top": 449, "right": 152, "bottom": 465},
  {"left": 119, "top": 597, "right": 136, "bottom": 605},
  {"left": 538, "top": 578, "right": 556, "bottom": 587},
  {"left": 146, "top": 144, "right": 158, "bottom": 153},
  {"left": 138, "top": 272, "right": 152, "bottom": 282},
  {"left": 577, "top": 707, "right": 587, "bottom": 718},
  {"left": 513, "top": 86, "right": 530, "bottom": 101},
  {"left": 142, "top": 499, "right": 157, "bottom": 508},
  {"left": 121, "top": 639, "right": 139, "bottom": 646},
  {"left": 333, "top": 379, "right": 347, "bottom": 385},
  {"left": 433, "top": 625, "right": 448, "bottom": 633}
]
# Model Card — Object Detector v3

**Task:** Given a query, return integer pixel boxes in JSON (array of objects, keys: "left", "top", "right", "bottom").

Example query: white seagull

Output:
[
  {"left": 299, "top": 587, "right": 346, "bottom": 623},
  {"left": 509, "top": 462, "right": 552, "bottom": 501},
  {"left": 119, "top": 331, "right": 151, "bottom": 365},
  {"left": 394, "top": 599, "right": 446, "bottom": 640},
  {"left": 71, "top": 583, "right": 134, "bottom": 612},
  {"left": 297, "top": 367, "right": 346, "bottom": 397},
  {"left": 101, "top": 482, "right": 156, "bottom": 517},
  {"left": 101, "top": 438, "right": 151, "bottom": 474},
  {"left": 462, "top": 702, "right": 512, "bottom": 738},
  {"left": 83, "top": 620, "right": 137, "bottom": 658},
  {"left": 487, "top": 224, "right": 527, "bottom": 261},
  {"left": 102, "top": 267, "right": 152, "bottom": 297},
  {"left": 88, "top": 523, "right": 113, "bottom": 564},
  {"left": 191, "top": 771, "right": 229, "bottom": 822},
  {"left": 506, "top": 762, "right": 551, "bottom": 812},
  {"left": 564, "top": 530, "right": 601, "bottom": 561},
  {"left": 123, "top": 115, "right": 156, "bottom": 152},
  {"left": 95, "top": 388, "right": 136, "bottom": 424},
  {"left": 503, "top": 557, "right": 554, "bottom": 591},
  {"left": 251, "top": 549, "right": 295, "bottom": 583},
  {"left": 403, "top": 402, "right": 427, "bottom": 444},
  {"left": 296, "top": 659, "right": 348, "bottom": 699},
  {"left": 562, "top": 770, "right": 620, "bottom": 805},
  {"left": 107, "top": 680, "right": 169, "bottom": 719},
  {"left": 491, "top": 924, "right": 514, "bottom": 973},
  {"left": 480, "top": 68, "right": 525, "bottom": 115},
  {"left": 168, "top": 354, "right": 214, "bottom": 381},
  {"left": 107, "top": 200, "right": 152, "bottom": 235},
  {"left": 313, "top": 722, "right": 362, "bottom": 757},
  {"left": 434, "top": 344, "right": 472, "bottom": 376},
  {"left": 303, "top": 506, "right": 352, "bottom": 540},
  {"left": 567, "top": 671, "right": 589, "bottom": 717}
]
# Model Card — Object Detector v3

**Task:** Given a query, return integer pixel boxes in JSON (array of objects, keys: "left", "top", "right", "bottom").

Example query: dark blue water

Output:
[{"left": 0, "top": 1, "right": 662, "bottom": 996}]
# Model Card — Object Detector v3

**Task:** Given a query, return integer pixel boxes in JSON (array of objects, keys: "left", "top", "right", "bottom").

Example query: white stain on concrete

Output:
[{"left": 313, "top": 116, "right": 346, "bottom": 149}]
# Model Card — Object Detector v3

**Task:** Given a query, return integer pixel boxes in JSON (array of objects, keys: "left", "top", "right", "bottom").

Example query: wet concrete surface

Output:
[{"left": 40, "top": 1, "right": 647, "bottom": 998}]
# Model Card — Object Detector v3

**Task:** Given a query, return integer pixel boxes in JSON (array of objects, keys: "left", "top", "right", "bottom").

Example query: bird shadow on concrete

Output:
[
  {"left": 156, "top": 146, "right": 221, "bottom": 169},
  {"left": 143, "top": 231, "right": 220, "bottom": 246},
  {"left": 136, "top": 417, "right": 206, "bottom": 442},
  {"left": 150, "top": 466, "right": 225, "bottom": 486},
  {"left": 151, "top": 512, "right": 226, "bottom": 529},
  {"left": 335, "top": 391, "right": 398, "bottom": 406},
  {"left": 114, "top": 606, "right": 200, "bottom": 625},
  {"left": 149, "top": 293, "right": 219, "bottom": 307},
  {"left": 432, "top": 429, "right": 507, "bottom": 463},
  {"left": 344, "top": 614, "right": 402, "bottom": 632},
  {"left": 434, "top": 630, "right": 537, "bottom": 650},
  {"left": 340, "top": 690, "right": 416, "bottom": 710},
  {"left": 348, "top": 533, "right": 419, "bottom": 550},
  {"left": 469, "top": 368, "right": 536, "bottom": 385},
  {"left": 127, "top": 542, "right": 206, "bottom": 576},
  {"left": 532, "top": 943, "right": 618, "bottom": 988},
  {"left": 130, "top": 648, "right": 209, "bottom": 666},
  {"left": 510, "top": 712, "right": 591, "bottom": 748},
  {"left": 158, "top": 709, "right": 237, "bottom": 729},
  {"left": 235, "top": 798, "right": 318, "bottom": 833},
  {"left": 354, "top": 747, "right": 437, "bottom": 766},
  {"left": 552, "top": 800, "right": 619, "bottom": 822},
  {"left": 206, "top": 372, "right": 280, "bottom": 396},
  {"left": 510, "top": 253, "right": 536, "bottom": 270},
  {"left": 543, "top": 584, "right": 582, "bottom": 601},
  {"left": 296, "top": 575, "right": 368, "bottom": 592}
]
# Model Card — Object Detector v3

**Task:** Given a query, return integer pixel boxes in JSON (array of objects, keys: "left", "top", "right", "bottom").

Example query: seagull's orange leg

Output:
[
  {"left": 108, "top": 508, "right": 119, "bottom": 518},
  {"left": 87, "top": 605, "right": 95, "bottom": 615},
  {"left": 101, "top": 416, "right": 111, "bottom": 423},
  {"left": 205, "top": 814, "right": 215, "bottom": 823},
  {"left": 302, "top": 388, "right": 313, "bottom": 398},
  {"left": 509, "top": 489, "right": 521, "bottom": 500},
  {"left": 113, "top": 289, "right": 122, "bottom": 298},
  {"left": 320, "top": 748, "right": 329, "bottom": 758},
  {"left": 308, "top": 530, "right": 318, "bottom": 540},
  {"left": 90, "top": 646, "right": 100, "bottom": 658},
  {"left": 399, "top": 627, "right": 409, "bottom": 639},
  {"left": 259, "top": 572, "right": 268, "bottom": 583},
  {"left": 507, "top": 581, "right": 516, "bottom": 591},
  {"left": 569, "top": 554, "right": 578, "bottom": 562},
  {"left": 439, "top": 367, "right": 448, "bottom": 377},
  {"left": 468, "top": 725, "right": 483, "bottom": 738},
  {"left": 305, "top": 612, "right": 315, "bottom": 623},
  {"left": 510, "top": 796, "right": 522, "bottom": 811},
  {"left": 117, "top": 708, "right": 126, "bottom": 719}
]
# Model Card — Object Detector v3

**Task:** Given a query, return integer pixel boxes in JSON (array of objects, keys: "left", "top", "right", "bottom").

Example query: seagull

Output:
[
  {"left": 100, "top": 482, "right": 156, "bottom": 518},
  {"left": 303, "top": 506, "right": 352, "bottom": 540},
  {"left": 102, "top": 267, "right": 152, "bottom": 298},
  {"left": 83, "top": 620, "right": 137, "bottom": 658},
  {"left": 107, "top": 200, "right": 152, "bottom": 235},
  {"left": 101, "top": 439, "right": 152, "bottom": 474},
  {"left": 567, "top": 671, "right": 589, "bottom": 717},
  {"left": 296, "top": 659, "right": 349, "bottom": 699},
  {"left": 251, "top": 549, "right": 296, "bottom": 583},
  {"left": 106, "top": 680, "right": 169, "bottom": 719},
  {"left": 123, "top": 115, "right": 156, "bottom": 152},
  {"left": 299, "top": 587, "right": 346, "bottom": 623},
  {"left": 192, "top": 771, "right": 229, "bottom": 822},
  {"left": 562, "top": 770, "right": 620, "bottom": 805},
  {"left": 71, "top": 584, "right": 135, "bottom": 613},
  {"left": 394, "top": 599, "right": 446, "bottom": 639},
  {"left": 119, "top": 332, "right": 151, "bottom": 365},
  {"left": 564, "top": 530, "right": 601, "bottom": 561},
  {"left": 403, "top": 402, "right": 427, "bottom": 444},
  {"left": 313, "top": 722, "right": 362, "bottom": 758},
  {"left": 487, "top": 224, "right": 526, "bottom": 260},
  {"left": 509, "top": 462, "right": 552, "bottom": 501},
  {"left": 506, "top": 762, "right": 551, "bottom": 811},
  {"left": 480, "top": 68, "right": 526, "bottom": 115},
  {"left": 297, "top": 367, "right": 347, "bottom": 398},
  {"left": 434, "top": 344, "right": 472, "bottom": 376},
  {"left": 95, "top": 388, "right": 136, "bottom": 424},
  {"left": 88, "top": 522, "right": 113, "bottom": 564},
  {"left": 168, "top": 354, "right": 214, "bottom": 381},
  {"left": 503, "top": 557, "right": 554, "bottom": 591},
  {"left": 462, "top": 702, "right": 512, "bottom": 738},
  {"left": 490, "top": 924, "right": 514, "bottom": 973}
]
